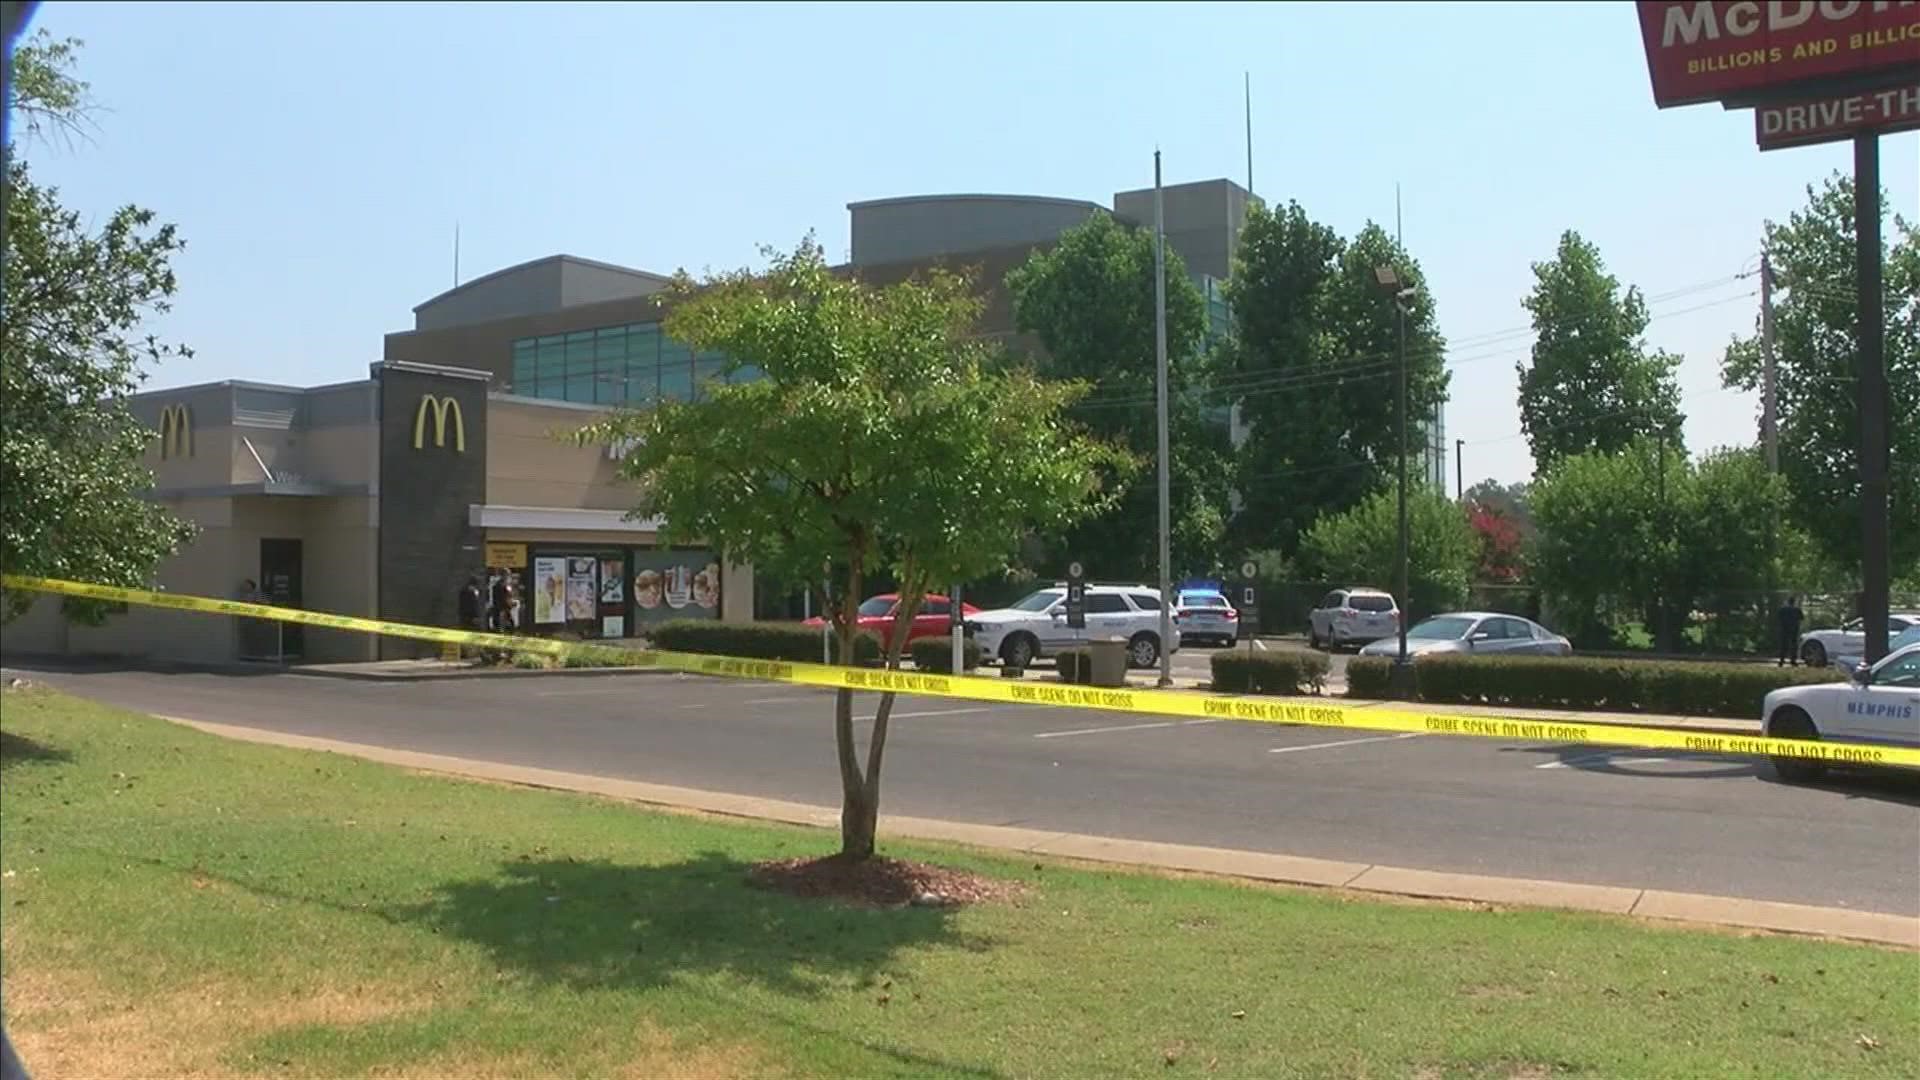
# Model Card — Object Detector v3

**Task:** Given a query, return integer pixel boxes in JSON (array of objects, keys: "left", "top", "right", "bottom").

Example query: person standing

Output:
[
  {"left": 1776, "top": 594, "right": 1805, "bottom": 667},
  {"left": 491, "top": 574, "right": 514, "bottom": 632}
]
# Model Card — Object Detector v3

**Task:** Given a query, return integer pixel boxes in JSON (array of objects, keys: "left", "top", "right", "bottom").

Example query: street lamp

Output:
[{"left": 1374, "top": 265, "right": 1417, "bottom": 671}]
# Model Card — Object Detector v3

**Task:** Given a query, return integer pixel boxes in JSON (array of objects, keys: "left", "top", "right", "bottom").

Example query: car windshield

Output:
[
  {"left": 857, "top": 597, "right": 896, "bottom": 617},
  {"left": 1180, "top": 593, "right": 1229, "bottom": 608},
  {"left": 1010, "top": 590, "right": 1065, "bottom": 612},
  {"left": 1408, "top": 616, "right": 1475, "bottom": 640},
  {"left": 1350, "top": 595, "right": 1395, "bottom": 612}
]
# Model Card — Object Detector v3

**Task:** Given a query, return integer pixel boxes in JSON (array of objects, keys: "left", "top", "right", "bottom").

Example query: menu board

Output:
[
  {"left": 532, "top": 557, "right": 566, "bottom": 625},
  {"left": 631, "top": 550, "right": 721, "bottom": 625},
  {"left": 565, "top": 557, "right": 598, "bottom": 621}
]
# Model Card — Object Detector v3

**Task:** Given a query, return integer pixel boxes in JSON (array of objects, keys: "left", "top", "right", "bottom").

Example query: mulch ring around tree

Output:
[{"left": 747, "top": 854, "right": 1024, "bottom": 909}]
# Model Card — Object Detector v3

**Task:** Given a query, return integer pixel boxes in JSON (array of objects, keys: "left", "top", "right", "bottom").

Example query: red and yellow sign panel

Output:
[{"left": 1637, "top": 1, "right": 1920, "bottom": 108}]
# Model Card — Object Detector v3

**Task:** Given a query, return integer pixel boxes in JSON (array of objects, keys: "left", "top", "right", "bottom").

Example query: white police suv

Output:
[
  {"left": 1761, "top": 642, "right": 1920, "bottom": 782},
  {"left": 964, "top": 584, "right": 1174, "bottom": 670}
]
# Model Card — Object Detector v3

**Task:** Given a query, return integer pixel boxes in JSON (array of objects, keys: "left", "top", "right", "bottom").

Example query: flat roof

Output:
[{"left": 845, "top": 192, "right": 1105, "bottom": 213}]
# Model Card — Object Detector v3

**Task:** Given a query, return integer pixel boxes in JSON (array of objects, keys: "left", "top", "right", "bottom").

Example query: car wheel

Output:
[
  {"left": 1768, "top": 707, "right": 1827, "bottom": 783},
  {"left": 1000, "top": 634, "right": 1036, "bottom": 670},
  {"left": 1128, "top": 632, "right": 1160, "bottom": 668},
  {"left": 1799, "top": 640, "right": 1827, "bottom": 668},
  {"left": 1309, "top": 627, "right": 1322, "bottom": 649}
]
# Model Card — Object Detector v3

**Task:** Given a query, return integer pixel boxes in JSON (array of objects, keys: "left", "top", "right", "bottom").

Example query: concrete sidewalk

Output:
[{"left": 165, "top": 716, "right": 1920, "bottom": 949}]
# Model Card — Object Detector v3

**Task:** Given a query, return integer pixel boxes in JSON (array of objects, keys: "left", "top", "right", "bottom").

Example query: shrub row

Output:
[
  {"left": 1344, "top": 654, "right": 1843, "bottom": 719},
  {"left": 910, "top": 635, "right": 982, "bottom": 673},
  {"left": 1209, "top": 650, "right": 1331, "bottom": 696},
  {"left": 649, "top": 620, "right": 882, "bottom": 665}
]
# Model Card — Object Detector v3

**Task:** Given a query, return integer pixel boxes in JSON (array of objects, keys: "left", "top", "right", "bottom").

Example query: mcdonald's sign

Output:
[
  {"left": 412, "top": 394, "right": 466, "bottom": 452},
  {"left": 158, "top": 404, "right": 193, "bottom": 459}
]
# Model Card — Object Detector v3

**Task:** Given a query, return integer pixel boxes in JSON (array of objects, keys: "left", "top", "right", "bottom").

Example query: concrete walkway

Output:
[{"left": 168, "top": 716, "right": 1918, "bottom": 949}]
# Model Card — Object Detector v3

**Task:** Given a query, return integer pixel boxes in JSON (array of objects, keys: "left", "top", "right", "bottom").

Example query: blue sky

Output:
[{"left": 19, "top": 0, "right": 1917, "bottom": 485}]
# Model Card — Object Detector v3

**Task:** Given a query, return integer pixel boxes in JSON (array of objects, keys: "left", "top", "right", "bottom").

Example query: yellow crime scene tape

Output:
[{"left": 6, "top": 573, "right": 1918, "bottom": 770}]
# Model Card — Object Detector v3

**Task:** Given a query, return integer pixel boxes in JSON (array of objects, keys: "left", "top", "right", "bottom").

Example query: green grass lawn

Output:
[{"left": 2, "top": 686, "right": 1914, "bottom": 1079}]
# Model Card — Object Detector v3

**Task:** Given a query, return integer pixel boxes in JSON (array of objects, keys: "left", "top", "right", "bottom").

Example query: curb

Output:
[
  {"left": 163, "top": 716, "right": 1919, "bottom": 950},
  {"left": 289, "top": 664, "right": 679, "bottom": 683}
]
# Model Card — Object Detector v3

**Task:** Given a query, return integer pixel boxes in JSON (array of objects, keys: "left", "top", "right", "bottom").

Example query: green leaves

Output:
[
  {"left": 1, "top": 35, "right": 195, "bottom": 622},
  {"left": 1720, "top": 173, "right": 1919, "bottom": 575},
  {"left": 1005, "top": 213, "right": 1229, "bottom": 579},
  {"left": 1516, "top": 231, "right": 1686, "bottom": 474},
  {"left": 1294, "top": 489, "right": 1473, "bottom": 621},
  {"left": 1530, "top": 441, "right": 1791, "bottom": 650},
  {"left": 1224, "top": 204, "right": 1450, "bottom": 554}
]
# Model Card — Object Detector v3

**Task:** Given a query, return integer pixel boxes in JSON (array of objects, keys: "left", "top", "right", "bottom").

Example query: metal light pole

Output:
[
  {"left": 1153, "top": 150, "right": 1174, "bottom": 688},
  {"left": 1374, "top": 266, "right": 1414, "bottom": 667}
]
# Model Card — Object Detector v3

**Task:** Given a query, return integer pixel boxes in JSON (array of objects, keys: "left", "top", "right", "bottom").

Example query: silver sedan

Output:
[{"left": 1358, "top": 612, "right": 1572, "bottom": 659}]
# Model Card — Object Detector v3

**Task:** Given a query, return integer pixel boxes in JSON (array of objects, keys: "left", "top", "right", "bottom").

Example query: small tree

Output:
[
  {"left": 1294, "top": 489, "right": 1472, "bottom": 621},
  {"left": 580, "top": 239, "right": 1119, "bottom": 859},
  {"left": 2, "top": 33, "right": 194, "bottom": 621}
]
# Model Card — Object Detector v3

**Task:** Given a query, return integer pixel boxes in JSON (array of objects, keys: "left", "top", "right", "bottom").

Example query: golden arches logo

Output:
[
  {"left": 158, "top": 404, "right": 193, "bottom": 459},
  {"left": 412, "top": 394, "right": 466, "bottom": 452}
]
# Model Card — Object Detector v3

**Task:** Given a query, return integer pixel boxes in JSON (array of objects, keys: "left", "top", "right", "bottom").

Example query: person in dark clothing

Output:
[
  {"left": 1776, "top": 595, "right": 1804, "bottom": 666},
  {"left": 459, "top": 577, "right": 484, "bottom": 630}
]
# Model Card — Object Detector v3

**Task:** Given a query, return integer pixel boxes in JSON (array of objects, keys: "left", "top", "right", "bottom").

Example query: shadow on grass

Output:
[
  {"left": 390, "top": 851, "right": 995, "bottom": 999},
  {"left": 0, "top": 729, "right": 72, "bottom": 771}
]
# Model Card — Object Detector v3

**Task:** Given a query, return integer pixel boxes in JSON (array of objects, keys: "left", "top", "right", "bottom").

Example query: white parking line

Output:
[
  {"left": 1036, "top": 718, "right": 1213, "bottom": 734},
  {"left": 1537, "top": 750, "right": 1689, "bottom": 770},
  {"left": 1268, "top": 732, "right": 1423, "bottom": 754},
  {"left": 865, "top": 706, "right": 998, "bottom": 720},
  {"left": 740, "top": 694, "right": 827, "bottom": 705},
  {"left": 1254, "top": 639, "right": 1268, "bottom": 651}
]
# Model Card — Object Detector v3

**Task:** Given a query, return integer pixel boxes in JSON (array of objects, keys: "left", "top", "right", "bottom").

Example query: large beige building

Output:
[{"left": 11, "top": 178, "right": 1271, "bottom": 666}]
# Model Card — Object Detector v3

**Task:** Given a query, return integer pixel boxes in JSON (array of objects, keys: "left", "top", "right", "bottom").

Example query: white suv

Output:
[
  {"left": 965, "top": 585, "right": 1176, "bottom": 669},
  {"left": 1308, "top": 588, "right": 1400, "bottom": 649}
]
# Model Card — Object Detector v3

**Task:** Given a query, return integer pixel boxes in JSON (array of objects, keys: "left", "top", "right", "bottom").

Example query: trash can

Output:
[{"left": 1088, "top": 636, "right": 1129, "bottom": 687}]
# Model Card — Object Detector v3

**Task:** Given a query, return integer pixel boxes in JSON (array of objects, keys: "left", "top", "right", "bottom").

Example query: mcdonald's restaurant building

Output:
[{"left": 8, "top": 355, "right": 754, "bottom": 665}]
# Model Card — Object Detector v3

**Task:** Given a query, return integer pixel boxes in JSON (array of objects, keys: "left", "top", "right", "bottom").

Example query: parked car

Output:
[
  {"left": 965, "top": 584, "right": 1176, "bottom": 670},
  {"left": 1763, "top": 642, "right": 1920, "bottom": 782},
  {"left": 1801, "top": 613, "right": 1920, "bottom": 669},
  {"left": 1357, "top": 612, "right": 1572, "bottom": 659},
  {"left": 802, "top": 593, "right": 979, "bottom": 650},
  {"left": 1308, "top": 588, "right": 1399, "bottom": 649},
  {"left": 1173, "top": 589, "right": 1240, "bottom": 647}
]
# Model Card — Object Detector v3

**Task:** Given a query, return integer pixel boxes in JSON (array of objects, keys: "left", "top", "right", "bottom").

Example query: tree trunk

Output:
[{"left": 833, "top": 554, "right": 869, "bottom": 859}]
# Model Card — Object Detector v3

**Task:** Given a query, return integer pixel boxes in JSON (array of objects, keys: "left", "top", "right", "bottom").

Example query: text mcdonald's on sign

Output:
[{"left": 1636, "top": 2, "right": 1920, "bottom": 109}]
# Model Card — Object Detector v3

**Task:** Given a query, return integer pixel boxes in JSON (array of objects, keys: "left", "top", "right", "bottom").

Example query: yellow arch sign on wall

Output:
[
  {"left": 158, "top": 404, "right": 193, "bottom": 459},
  {"left": 412, "top": 394, "right": 465, "bottom": 452}
]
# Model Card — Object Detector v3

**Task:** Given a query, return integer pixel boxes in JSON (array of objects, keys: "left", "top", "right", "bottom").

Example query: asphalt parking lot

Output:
[{"left": 10, "top": 658, "right": 1916, "bottom": 917}]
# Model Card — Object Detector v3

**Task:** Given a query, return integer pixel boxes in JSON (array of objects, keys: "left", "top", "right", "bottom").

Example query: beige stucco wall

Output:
[
  {"left": 486, "top": 399, "right": 631, "bottom": 510},
  {"left": 18, "top": 497, "right": 241, "bottom": 665}
]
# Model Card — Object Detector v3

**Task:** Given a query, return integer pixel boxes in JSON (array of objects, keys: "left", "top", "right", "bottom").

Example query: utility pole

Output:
[
  {"left": 1761, "top": 251, "right": 1778, "bottom": 473},
  {"left": 1856, "top": 132, "right": 1890, "bottom": 664},
  {"left": 1396, "top": 298, "right": 1410, "bottom": 665},
  {"left": 1153, "top": 151, "right": 1173, "bottom": 688},
  {"left": 1455, "top": 439, "right": 1464, "bottom": 502}
]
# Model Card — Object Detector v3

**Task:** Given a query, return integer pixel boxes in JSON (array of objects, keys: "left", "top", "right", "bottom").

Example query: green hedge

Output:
[
  {"left": 1347, "top": 657, "right": 1395, "bottom": 699},
  {"left": 1056, "top": 648, "right": 1091, "bottom": 684},
  {"left": 910, "top": 635, "right": 982, "bottom": 673},
  {"left": 1345, "top": 654, "right": 1843, "bottom": 718},
  {"left": 649, "top": 620, "right": 881, "bottom": 665},
  {"left": 1210, "top": 650, "right": 1331, "bottom": 695}
]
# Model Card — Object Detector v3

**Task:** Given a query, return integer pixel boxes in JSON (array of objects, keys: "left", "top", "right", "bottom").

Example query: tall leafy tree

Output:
[
  {"left": 1530, "top": 441, "right": 1789, "bottom": 651},
  {"left": 1517, "top": 231, "right": 1685, "bottom": 474},
  {"left": 1721, "top": 173, "right": 1920, "bottom": 576},
  {"left": 1005, "top": 212, "right": 1231, "bottom": 579},
  {"left": 580, "top": 239, "right": 1119, "bottom": 860},
  {"left": 1294, "top": 488, "right": 1472, "bottom": 621},
  {"left": 1225, "top": 204, "right": 1448, "bottom": 554},
  {"left": 2, "top": 32, "right": 195, "bottom": 621}
]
